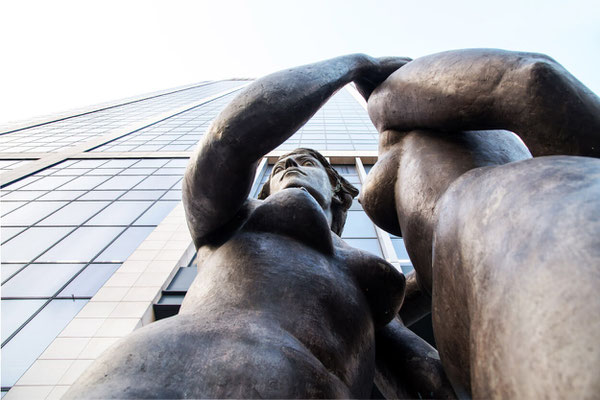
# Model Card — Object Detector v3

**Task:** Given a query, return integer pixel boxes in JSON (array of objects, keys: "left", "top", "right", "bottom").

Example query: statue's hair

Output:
[{"left": 258, "top": 148, "right": 359, "bottom": 236}]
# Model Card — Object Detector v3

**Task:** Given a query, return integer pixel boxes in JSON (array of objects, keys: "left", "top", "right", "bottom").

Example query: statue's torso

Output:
[{"left": 178, "top": 188, "right": 404, "bottom": 397}]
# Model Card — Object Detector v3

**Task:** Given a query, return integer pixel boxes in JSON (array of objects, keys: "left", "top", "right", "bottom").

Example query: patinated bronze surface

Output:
[
  {"left": 361, "top": 49, "right": 600, "bottom": 398},
  {"left": 65, "top": 55, "right": 453, "bottom": 399}
]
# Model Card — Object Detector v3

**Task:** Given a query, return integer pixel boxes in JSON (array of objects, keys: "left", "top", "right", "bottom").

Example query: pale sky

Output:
[{"left": 1, "top": 0, "right": 599, "bottom": 125}]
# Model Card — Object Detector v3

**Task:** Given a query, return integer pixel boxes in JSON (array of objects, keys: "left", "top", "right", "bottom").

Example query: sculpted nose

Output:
[{"left": 284, "top": 158, "right": 298, "bottom": 169}]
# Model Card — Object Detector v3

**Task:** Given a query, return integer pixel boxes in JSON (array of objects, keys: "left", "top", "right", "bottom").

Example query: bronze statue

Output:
[
  {"left": 359, "top": 49, "right": 600, "bottom": 398},
  {"left": 65, "top": 55, "right": 454, "bottom": 399}
]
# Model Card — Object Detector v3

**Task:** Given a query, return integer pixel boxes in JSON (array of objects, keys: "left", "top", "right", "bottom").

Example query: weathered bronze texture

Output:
[
  {"left": 65, "top": 55, "right": 452, "bottom": 399},
  {"left": 361, "top": 48, "right": 600, "bottom": 398}
]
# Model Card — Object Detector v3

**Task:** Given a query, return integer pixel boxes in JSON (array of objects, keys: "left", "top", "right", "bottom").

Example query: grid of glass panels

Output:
[
  {"left": 0, "top": 158, "right": 186, "bottom": 389},
  {"left": 0, "top": 81, "right": 245, "bottom": 153},
  {"left": 92, "top": 92, "right": 239, "bottom": 152},
  {"left": 276, "top": 87, "right": 379, "bottom": 151}
]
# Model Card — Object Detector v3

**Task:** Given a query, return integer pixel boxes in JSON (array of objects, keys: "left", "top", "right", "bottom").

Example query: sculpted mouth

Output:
[{"left": 279, "top": 168, "right": 307, "bottom": 181}]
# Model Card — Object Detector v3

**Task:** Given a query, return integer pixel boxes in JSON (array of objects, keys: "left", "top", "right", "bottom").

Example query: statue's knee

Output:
[{"left": 519, "top": 55, "right": 563, "bottom": 96}]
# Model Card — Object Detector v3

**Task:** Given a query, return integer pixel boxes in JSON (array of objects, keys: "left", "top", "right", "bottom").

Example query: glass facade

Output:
[
  {"left": 0, "top": 81, "right": 411, "bottom": 396},
  {"left": 0, "top": 81, "right": 246, "bottom": 154}
]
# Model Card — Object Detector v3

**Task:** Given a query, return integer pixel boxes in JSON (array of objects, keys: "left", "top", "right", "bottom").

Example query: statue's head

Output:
[{"left": 258, "top": 148, "right": 359, "bottom": 236}]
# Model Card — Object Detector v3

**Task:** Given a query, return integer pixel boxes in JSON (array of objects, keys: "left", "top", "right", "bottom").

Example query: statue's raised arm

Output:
[{"left": 183, "top": 54, "right": 410, "bottom": 248}]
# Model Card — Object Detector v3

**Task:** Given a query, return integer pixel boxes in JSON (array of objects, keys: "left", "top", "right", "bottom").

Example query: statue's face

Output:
[{"left": 268, "top": 153, "right": 334, "bottom": 210}]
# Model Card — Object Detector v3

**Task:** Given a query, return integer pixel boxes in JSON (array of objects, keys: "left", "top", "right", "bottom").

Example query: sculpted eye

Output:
[{"left": 302, "top": 160, "right": 314, "bottom": 166}]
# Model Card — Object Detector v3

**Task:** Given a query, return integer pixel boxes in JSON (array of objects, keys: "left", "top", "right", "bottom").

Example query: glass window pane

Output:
[
  {"left": 120, "top": 190, "right": 166, "bottom": 200},
  {"left": 1, "top": 264, "right": 84, "bottom": 297},
  {"left": 1, "top": 264, "right": 24, "bottom": 282},
  {"left": 391, "top": 237, "right": 411, "bottom": 260},
  {"left": 1, "top": 201, "right": 67, "bottom": 226},
  {"left": 96, "top": 227, "right": 154, "bottom": 262},
  {"left": 20, "top": 176, "right": 74, "bottom": 191},
  {"left": 1, "top": 191, "right": 46, "bottom": 201},
  {"left": 1, "top": 227, "right": 25, "bottom": 244},
  {"left": 120, "top": 168, "right": 157, "bottom": 176},
  {"left": 59, "top": 176, "right": 110, "bottom": 190},
  {"left": 39, "top": 201, "right": 110, "bottom": 226},
  {"left": 69, "top": 160, "right": 109, "bottom": 168},
  {"left": 101, "top": 159, "right": 137, "bottom": 168},
  {"left": 133, "top": 175, "right": 180, "bottom": 190},
  {"left": 59, "top": 263, "right": 121, "bottom": 297},
  {"left": 1, "top": 227, "right": 73, "bottom": 263},
  {"left": 162, "top": 190, "right": 182, "bottom": 200},
  {"left": 86, "top": 168, "right": 123, "bottom": 176},
  {"left": 157, "top": 294, "right": 185, "bottom": 305},
  {"left": 37, "top": 226, "right": 124, "bottom": 262},
  {"left": 86, "top": 201, "right": 152, "bottom": 226},
  {"left": 349, "top": 198, "right": 362, "bottom": 211},
  {"left": 1, "top": 201, "right": 26, "bottom": 216},
  {"left": 4, "top": 176, "right": 42, "bottom": 190},
  {"left": 1, "top": 299, "right": 45, "bottom": 342},
  {"left": 166, "top": 267, "right": 197, "bottom": 292},
  {"left": 133, "top": 159, "right": 168, "bottom": 168},
  {"left": 135, "top": 201, "right": 178, "bottom": 225},
  {"left": 96, "top": 175, "right": 145, "bottom": 190},
  {"left": 163, "top": 159, "right": 188, "bottom": 167},
  {"left": 1, "top": 299, "right": 87, "bottom": 387},
  {"left": 401, "top": 264, "right": 414, "bottom": 275},
  {"left": 341, "top": 211, "right": 377, "bottom": 238},
  {"left": 37, "top": 190, "right": 86, "bottom": 200},
  {"left": 343, "top": 238, "right": 383, "bottom": 257},
  {"left": 154, "top": 167, "right": 186, "bottom": 176},
  {"left": 51, "top": 168, "right": 91, "bottom": 176},
  {"left": 79, "top": 190, "right": 125, "bottom": 200}
]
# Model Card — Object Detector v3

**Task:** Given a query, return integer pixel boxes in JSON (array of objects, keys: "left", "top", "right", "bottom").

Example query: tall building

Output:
[{"left": 0, "top": 80, "right": 414, "bottom": 399}]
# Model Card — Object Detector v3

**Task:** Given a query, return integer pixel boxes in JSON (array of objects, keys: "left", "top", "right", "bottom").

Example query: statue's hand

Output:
[{"left": 355, "top": 56, "right": 412, "bottom": 101}]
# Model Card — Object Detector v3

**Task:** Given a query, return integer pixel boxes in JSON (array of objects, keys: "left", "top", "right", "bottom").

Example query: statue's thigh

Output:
[{"left": 433, "top": 157, "right": 600, "bottom": 399}]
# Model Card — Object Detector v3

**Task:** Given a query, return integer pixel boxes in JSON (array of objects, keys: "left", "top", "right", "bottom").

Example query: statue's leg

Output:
[
  {"left": 433, "top": 156, "right": 600, "bottom": 398},
  {"left": 367, "top": 48, "right": 600, "bottom": 157}
]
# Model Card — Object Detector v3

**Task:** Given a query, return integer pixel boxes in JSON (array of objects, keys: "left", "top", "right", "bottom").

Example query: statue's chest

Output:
[{"left": 242, "top": 188, "right": 334, "bottom": 255}]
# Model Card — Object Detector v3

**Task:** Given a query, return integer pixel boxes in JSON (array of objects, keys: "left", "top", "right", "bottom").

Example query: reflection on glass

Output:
[
  {"left": 1, "top": 264, "right": 84, "bottom": 297},
  {"left": 135, "top": 201, "right": 178, "bottom": 225},
  {"left": 38, "top": 201, "right": 109, "bottom": 226},
  {"left": 58, "top": 264, "right": 121, "bottom": 297},
  {"left": 391, "top": 237, "right": 411, "bottom": 261},
  {"left": 1, "top": 264, "right": 24, "bottom": 282},
  {"left": 1, "top": 227, "right": 73, "bottom": 263},
  {"left": 343, "top": 238, "right": 383, "bottom": 257},
  {"left": 86, "top": 201, "right": 152, "bottom": 226},
  {"left": 342, "top": 211, "right": 377, "bottom": 238},
  {"left": 1, "top": 299, "right": 45, "bottom": 342},
  {"left": 1, "top": 227, "right": 25, "bottom": 244},
  {"left": 133, "top": 175, "right": 180, "bottom": 190},
  {"left": 20, "top": 176, "right": 75, "bottom": 191},
  {"left": 96, "top": 175, "right": 145, "bottom": 190},
  {"left": 120, "top": 190, "right": 166, "bottom": 200},
  {"left": 0, "top": 299, "right": 87, "bottom": 387},
  {"left": 59, "top": 176, "right": 110, "bottom": 191},
  {"left": 0, "top": 201, "right": 26, "bottom": 216},
  {"left": 79, "top": 190, "right": 125, "bottom": 200},
  {"left": 2, "top": 201, "right": 68, "bottom": 226},
  {"left": 96, "top": 227, "right": 154, "bottom": 262},
  {"left": 37, "top": 226, "right": 124, "bottom": 262}
]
